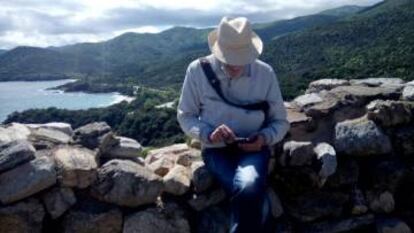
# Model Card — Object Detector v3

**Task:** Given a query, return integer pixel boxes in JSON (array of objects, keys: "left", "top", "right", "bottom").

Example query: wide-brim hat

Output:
[{"left": 208, "top": 16, "right": 263, "bottom": 66}]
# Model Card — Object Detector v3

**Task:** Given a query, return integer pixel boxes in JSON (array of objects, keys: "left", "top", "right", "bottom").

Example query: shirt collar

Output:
[{"left": 209, "top": 54, "right": 251, "bottom": 80}]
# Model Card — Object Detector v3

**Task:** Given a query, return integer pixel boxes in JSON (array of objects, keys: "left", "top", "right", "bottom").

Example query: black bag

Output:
[{"left": 199, "top": 57, "right": 269, "bottom": 128}]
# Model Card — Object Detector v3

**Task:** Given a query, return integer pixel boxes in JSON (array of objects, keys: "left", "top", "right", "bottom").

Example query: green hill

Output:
[
  {"left": 261, "top": 0, "right": 414, "bottom": 99},
  {"left": 0, "top": 9, "right": 344, "bottom": 85}
]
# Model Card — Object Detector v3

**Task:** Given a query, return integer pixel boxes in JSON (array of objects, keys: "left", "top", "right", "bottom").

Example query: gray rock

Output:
[
  {"left": 285, "top": 192, "right": 349, "bottom": 222},
  {"left": 393, "top": 125, "right": 414, "bottom": 157},
  {"left": 98, "top": 131, "right": 120, "bottom": 154},
  {"left": 28, "top": 127, "right": 72, "bottom": 148},
  {"left": 197, "top": 206, "right": 229, "bottom": 233},
  {"left": 53, "top": 146, "right": 98, "bottom": 188},
  {"left": 145, "top": 144, "right": 199, "bottom": 177},
  {"left": 325, "top": 159, "right": 359, "bottom": 189},
  {"left": 62, "top": 204, "right": 122, "bottom": 233},
  {"left": 331, "top": 85, "right": 402, "bottom": 102},
  {"left": 314, "top": 142, "right": 337, "bottom": 181},
  {"left": 103, "top": 136, "right": 142, "bottom": 159},
  {"left": 306, "top": 79, "right": 350, "bottom": 94},
  {"left": 401, "top": 88, "right": 414, "bottom": 102},
  {"left": 334, "top": 117, "right": 392, "bottom": 156},
  {"left": 281, "top": 141, "right": 315, "bottom": 167},
  {"left": 191, "top": 161, "right": 214, "bottom": 193},
  {"left": 25, "top": 122, "right": 73, "bottom": 137},
  {"left": 73, "top": 122, "right": 112, "bottom": 149},
  {"left": 0, "top": 139, "right": 35, "bottom": 173},
  {"left": 0, "top": 123, "right": 31, "bottom": 144},
  {"left": 303, "top": 214, "right": 375, "bottom": 233},
  {"left": 91, "top": 159, "right": 163, "bottom": 207},
  {"left": 123, "top": 202, "right": 190, "bottom": 233},
  {"left": 42, "top": 187, "right": 76, "bottom": 219},
  {"left": 163, "top": 165, "right": 191, "bottom": 195},
  {"left": 367, "top": 100, "right": 413, "bottom": 127},
  {"left": 350, "top": 78, "right": 405, "bottom": 87},
  {"left": 376, "top": 218, "right": 412, "bottom": 233},
  {"left": 188, "top": 188, "right": 227, "bottom": 211},
  {"left": 293, "top": 93, "right": 324, "bottom": 109},
  {"left": 0, "top": 156, "right": 56, "bottom": 204},
  {"left": 367, "top": 190, "right": 395, "bottom": 213},
  {"left": 0, "top": 198, "right": 45, "bottom": 233}
]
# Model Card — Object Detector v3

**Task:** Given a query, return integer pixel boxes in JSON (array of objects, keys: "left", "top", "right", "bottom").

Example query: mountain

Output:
[
  {"left": 0, "top": 7, "right": 344, "bottom": 84},
  {"left": 318, "top": 5, "right": 365, "bottom": 17},
  {"left": 261, "top": 0, "right": 414, "bottom": 99},
  {"left": 0, "top": 49, "right": 6, "bottom": 55},
  {"left": 1, "top": 0, "right": 412, "bottom": 100}
]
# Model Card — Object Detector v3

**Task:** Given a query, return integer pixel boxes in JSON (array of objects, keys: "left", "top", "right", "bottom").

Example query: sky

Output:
[{"left": 0, "top": 0, "right": 383, "bottom": 50}]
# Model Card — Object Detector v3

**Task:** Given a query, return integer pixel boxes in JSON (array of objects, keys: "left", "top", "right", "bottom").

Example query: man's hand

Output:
[
  {"left": 208, "top": 124, "right": 236, "bottom": 144},
  {"left": 238, "top": 134, "right": 266, "bottom": 152}
]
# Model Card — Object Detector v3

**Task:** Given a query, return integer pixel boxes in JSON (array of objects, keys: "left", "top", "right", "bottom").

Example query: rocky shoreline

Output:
[{"left": 0, "top": 77, "right": 413, "bottom": 233}]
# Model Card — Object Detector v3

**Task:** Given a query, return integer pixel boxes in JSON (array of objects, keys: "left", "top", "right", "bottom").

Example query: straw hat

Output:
[{"left": 208, "top": 16, "right": 263, "bottom": 66}]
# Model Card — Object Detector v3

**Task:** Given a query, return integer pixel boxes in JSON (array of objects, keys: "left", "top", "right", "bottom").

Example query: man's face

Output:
[{"left": 223, "top": 63, "right": 244, "bottom": 78}]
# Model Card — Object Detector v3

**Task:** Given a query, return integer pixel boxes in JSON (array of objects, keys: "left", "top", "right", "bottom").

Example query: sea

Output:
[{"left": 0, "top": 79, "right": 134, "bottom": 123}]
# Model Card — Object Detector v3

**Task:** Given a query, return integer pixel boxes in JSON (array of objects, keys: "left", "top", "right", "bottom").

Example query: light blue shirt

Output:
[{"left": 177, "top": 54, "right": 290, "bottom": 149}]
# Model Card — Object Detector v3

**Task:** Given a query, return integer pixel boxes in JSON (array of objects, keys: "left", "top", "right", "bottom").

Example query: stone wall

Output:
[{"left": 1, "top": 78, "right": 413, "bottom": 233}]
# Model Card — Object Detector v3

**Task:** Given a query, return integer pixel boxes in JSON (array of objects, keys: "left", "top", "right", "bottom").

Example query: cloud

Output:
[{"left": 0, "top": 0, "right": 383, "bottom": 49}]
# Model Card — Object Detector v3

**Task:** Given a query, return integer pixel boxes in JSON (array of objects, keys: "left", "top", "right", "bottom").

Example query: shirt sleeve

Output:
[
  {"left": 177, "top": 62, "right": 215, "bottom": 143},
  {"left": 258, "top": 67, "right": 290, "bottom": 146}
]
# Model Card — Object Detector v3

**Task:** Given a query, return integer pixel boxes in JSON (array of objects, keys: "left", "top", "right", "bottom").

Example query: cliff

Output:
[{"left": 0, "top": 78, "right": 414, "bottom": 233}]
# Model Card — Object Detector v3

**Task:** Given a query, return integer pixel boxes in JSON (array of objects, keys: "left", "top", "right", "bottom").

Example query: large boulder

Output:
[
  {"left": 0, "top": 139, "right": 35, "bottom": 173},
  {"left": 25, "top": 122, "right": 73, "bottom": 137},
  {"left": 376, "top": 218, "right": 412, "bottom": 233},
  {"left": 280, "top": 141, "right": 314, "bottom": 167},
  {"left": 0, "top": 156, "right": 56, "bottom": 204},
  {"left": 91, "top": 159, "right": 163, "bottom": 207},
  {"left": 53, "top": 145, "right": 98, "bottom": 188},
  {"left": 335, "top": 117, "right": 392, "bottom": 156},
  {"left": 285, "top": 191, "right": 349, "bottom": 222},
  {"left": 402, "top": 84, "right": 414, "bottom": 101},
  {"left": 73, "top": 122, "right": 112, "bottom": 149},
  {"left": 0, "top": 198, "right": 45, "bottom": 233},
  {"left": 303, "top": 214, "right": 375, "bottom": 233},
  {"left": 42, "top": 187, "right": 76, "bottom": 219},
  {"left": 366, "top": 100, "right": 413, "bottom": 127},
  {"left": 306, "top": 79, "right": 350, "bottom": 94},
  {"left": 0, "top": 123, "right": 31, "bottom": 144},
  {"left": 123, "top": 202, "right": 190, "bottom": 233},
  {"left": 62, "top": 200, "right": 122, "bottom": 233},
  {"left": 350, "top": 78, "right": 405, "bottom": 87},
  {"left": 197, "top": 206, "right": 229, "bottom": 233},
  {"left": 188, "top": 189, "right": 227, "bottom": 211},
  {"left": 393, "top": 125, "right": 414, "bottom": 157},
  {"left": 366, "top": 190, "right": 395, "bottom": 214},
  {"left": 102, "top": 136, "right": 143, "bottom": 159},
  {"left": 163, "top": 165, "right": 191, "bottom": 196},
  {"left": 145, "top": 144, "right": 200, "bottom": 177},
  {"left": 28, "top": 127, "right": 72, "bottom": 149},
  {"left": 191, "top": 161, "right": 214, "bottom": 193}
]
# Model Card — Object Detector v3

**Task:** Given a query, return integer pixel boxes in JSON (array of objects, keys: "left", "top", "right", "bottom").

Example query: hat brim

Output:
[{"left": 208, "top": 29, "right": 263, "bottom": 66}]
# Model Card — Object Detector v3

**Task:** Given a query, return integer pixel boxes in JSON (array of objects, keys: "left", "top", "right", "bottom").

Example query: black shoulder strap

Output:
[{"left": 199, "top": 57, "right": 270, "bottom": 126}]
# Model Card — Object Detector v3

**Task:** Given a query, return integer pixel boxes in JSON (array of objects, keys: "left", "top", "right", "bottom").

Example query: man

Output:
[{"left": 177, "top": 16, "right": 290, "bottom": 233}]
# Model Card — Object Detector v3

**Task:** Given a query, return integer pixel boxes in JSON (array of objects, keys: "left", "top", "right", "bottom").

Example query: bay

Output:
[{"left": 0, "top": 79, "right": 134, "bottom": 123}]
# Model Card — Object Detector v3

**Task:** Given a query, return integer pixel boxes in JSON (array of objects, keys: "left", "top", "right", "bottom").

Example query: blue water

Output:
[{"left": 0, "top": 79, "right": 131, "bottom": 123}]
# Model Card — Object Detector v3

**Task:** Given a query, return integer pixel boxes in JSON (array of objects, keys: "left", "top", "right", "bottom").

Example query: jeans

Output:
[{"left": 201, "top": 145, "right": 272, "bottom": 233}]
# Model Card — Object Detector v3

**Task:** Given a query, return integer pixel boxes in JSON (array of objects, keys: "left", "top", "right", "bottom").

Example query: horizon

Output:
[{"left": 0, "top": 0, "right": 383, "bottom": 50}]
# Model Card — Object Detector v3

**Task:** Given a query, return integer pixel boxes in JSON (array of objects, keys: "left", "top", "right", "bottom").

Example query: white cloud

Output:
[{"left": 0, "top": 0, "right": 383, "bottom": 49}]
